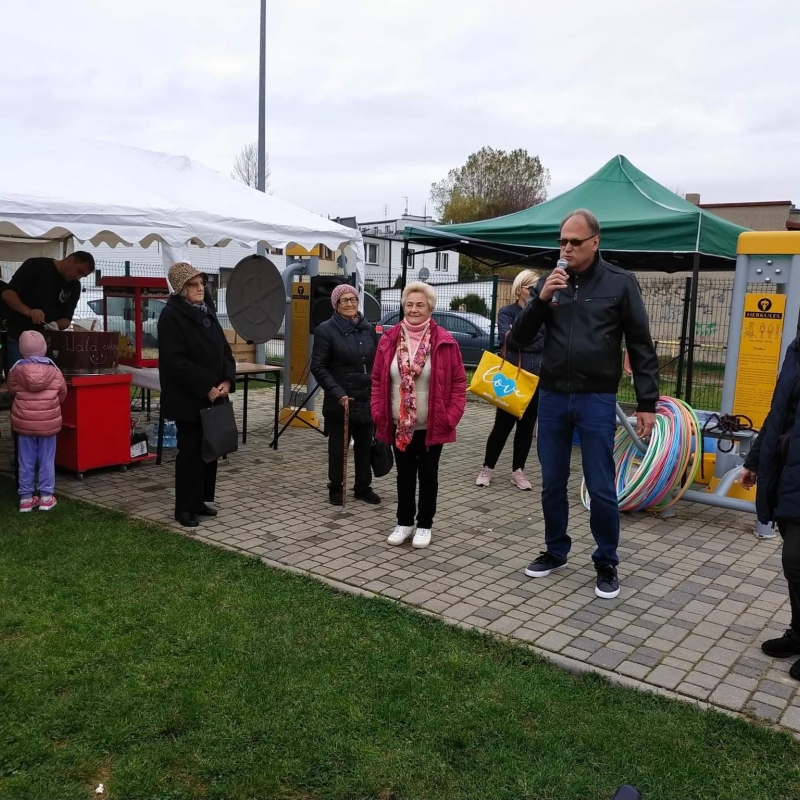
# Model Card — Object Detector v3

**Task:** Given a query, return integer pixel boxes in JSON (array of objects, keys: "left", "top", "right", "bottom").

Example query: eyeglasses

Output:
[
  {"left": 558, "top": 235, "right": 596, "bottom": 248},
  {"left": 338, "top": 297, "right": 358, "bottom": 305}
]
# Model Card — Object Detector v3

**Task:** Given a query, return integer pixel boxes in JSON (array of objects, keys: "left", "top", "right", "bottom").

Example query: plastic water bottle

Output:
[{"left": 164, "top": 421, "right": 177, "bottom": 449}]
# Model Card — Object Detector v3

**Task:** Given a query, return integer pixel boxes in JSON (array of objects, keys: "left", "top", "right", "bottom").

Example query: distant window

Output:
[
  {"left": 319, "top": 246, "right": 335, "bottom": 260},
  {"left": 269, "top": 247, "right": 284, "bottom": 256},
  {"left": 406, "top": 249, "right": 415, "bottom": 268},
  {"left": 436, "top": 253, "right": 449, "bottom": 272},
  {"left": 365, "top": 243, "right": 379, "bottom": 264},
  {"left": 385, "top": 225, "right": 392, "bottom": 233}
]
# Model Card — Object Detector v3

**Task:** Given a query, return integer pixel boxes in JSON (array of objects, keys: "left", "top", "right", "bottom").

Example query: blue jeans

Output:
[{"left": 536, "top": 390, "right": 620, "bottom": 567}]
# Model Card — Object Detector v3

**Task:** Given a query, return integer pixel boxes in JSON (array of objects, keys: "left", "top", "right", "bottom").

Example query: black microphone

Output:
[{"left": 550, "top": 258, "right": 569, "bottom": 307}]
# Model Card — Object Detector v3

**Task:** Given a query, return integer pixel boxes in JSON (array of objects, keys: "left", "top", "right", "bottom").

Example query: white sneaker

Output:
[
  {"left": 511, "top": 469, "right": 532, "bottom": 491},
  {"left": 476, "top": 466, "right": 493, "bottom": 487},
  {"left": 412, "top": 528, "right": 432, "bottom": 549},
  {"left": 387, "top": 525, "right": 415, "bottom": 546}
]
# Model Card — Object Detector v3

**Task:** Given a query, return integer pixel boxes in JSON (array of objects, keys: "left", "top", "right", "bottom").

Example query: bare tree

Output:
[{"left": 232, "top": 142, "right": 271, "bottom": 191}]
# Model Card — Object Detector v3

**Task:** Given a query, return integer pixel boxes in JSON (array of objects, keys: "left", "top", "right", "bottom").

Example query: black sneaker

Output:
[
  {"left": 354, "top": 488, "right": 381, "bottom": 505},
  {"left": 761, "top": 629, "right": 800, "bottom": 658},
  {"left": 329, "top": 488, "right": 343, "bottom": 506},
  {"left": 595, "top": 564, "right": 620, "bottom": 599},
  {"left": 524, "top": 552, "right": 568, "bottom": 578}
]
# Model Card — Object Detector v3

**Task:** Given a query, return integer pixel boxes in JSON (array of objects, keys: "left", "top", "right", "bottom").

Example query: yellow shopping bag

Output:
[{"left": 468, "top": 341, "right": 539, "bottom": 419}]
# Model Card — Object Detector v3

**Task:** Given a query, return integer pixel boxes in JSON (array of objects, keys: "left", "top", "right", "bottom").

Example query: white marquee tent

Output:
[{"left": 0, "top": 124, "right": 364, "bottom": 287}]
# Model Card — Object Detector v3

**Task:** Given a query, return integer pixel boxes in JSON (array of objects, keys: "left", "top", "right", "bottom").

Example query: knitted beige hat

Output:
[{"left": 168, "top": 262, "right": 204, "bottom": 295}]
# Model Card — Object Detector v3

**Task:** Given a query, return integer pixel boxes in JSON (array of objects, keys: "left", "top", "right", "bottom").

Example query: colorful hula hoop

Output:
[{"left": 580, "top": 396, "right": 702, "bottom": 513}]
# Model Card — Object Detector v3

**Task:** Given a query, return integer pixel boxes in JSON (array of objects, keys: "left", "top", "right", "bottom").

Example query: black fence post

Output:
[
  {"left": 489, "top": 274, "right": 498, "bottom": 353},
  {"left": 685, "top": 253, "right": 701, "bottom": 407},
  {"left": 675, "top": 276, "right": 692, "bottom": 399}
]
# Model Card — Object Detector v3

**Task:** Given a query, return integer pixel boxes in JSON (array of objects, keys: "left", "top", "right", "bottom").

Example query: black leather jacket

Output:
[{"left": 513, "top": 255, "right": 659, "bottom": 412}]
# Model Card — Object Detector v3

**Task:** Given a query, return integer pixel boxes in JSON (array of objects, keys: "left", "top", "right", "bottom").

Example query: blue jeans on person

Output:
[
  {"left": 536, "top": 389, "right": 620, "bottom": 567},
  {"left": 17, "top": 434, "right": 57, "bottom": 498}
]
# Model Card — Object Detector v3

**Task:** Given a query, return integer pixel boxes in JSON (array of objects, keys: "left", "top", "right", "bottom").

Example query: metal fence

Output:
[
  {"left": 1, "top": 259, "right": 287, "bottom": 365},
  {"left": 1, "top": 259, "right": 780, "bottom": 412}
]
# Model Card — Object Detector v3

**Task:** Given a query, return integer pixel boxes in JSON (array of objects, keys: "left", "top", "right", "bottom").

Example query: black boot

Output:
[
  {"left": 329, "top": 488, "right": 343, "bottom": 506},
  {"left": 175, "top": 511, "right": 199, "bottom": 528},
  {"left": 354, "top": 488, "right": 381, "bottom": 505},
  {"left": 195, "top": 504, "right": 218, "bottom": 517},
  {"left": 761, "top": 629, "right": 800, "bottom": 658}
]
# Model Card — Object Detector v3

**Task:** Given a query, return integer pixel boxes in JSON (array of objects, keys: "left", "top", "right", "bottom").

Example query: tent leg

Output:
[{"left": 685, "top": 253, "right": 700, "bottom": 406}]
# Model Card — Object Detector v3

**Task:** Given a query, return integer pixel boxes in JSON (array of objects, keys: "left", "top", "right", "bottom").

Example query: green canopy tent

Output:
[
  {"left": 402, "top": 155, "right": 750, "bottom": 403},
  {"left": 403, "top": 154, "right": 747, "bottom": 272}
]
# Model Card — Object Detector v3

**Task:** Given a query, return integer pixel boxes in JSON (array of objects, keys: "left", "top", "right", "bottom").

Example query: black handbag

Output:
[
  {"left": 199, "top": 399, "right": 239, "bottom": 463},
  {"left": 371, "top": 436, "right": 394, "bottom": 478}
]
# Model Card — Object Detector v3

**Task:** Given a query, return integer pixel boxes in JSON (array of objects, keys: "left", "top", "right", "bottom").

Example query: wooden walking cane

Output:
[{"left": 341, "top": 398, "right": 350, "bottom": 516}]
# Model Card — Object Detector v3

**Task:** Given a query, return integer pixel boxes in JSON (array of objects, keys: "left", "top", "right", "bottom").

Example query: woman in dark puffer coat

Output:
[
  {"left": 740, "top": 335, "right": 800, "bottom": 681},
  {"left": 311, "top": 284, "right": 380, "bottom": 506}
]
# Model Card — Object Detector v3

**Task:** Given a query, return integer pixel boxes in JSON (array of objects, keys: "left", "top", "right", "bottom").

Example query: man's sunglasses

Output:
[{"left": 558, "top": 235, "right": 596, "bottom": 248}]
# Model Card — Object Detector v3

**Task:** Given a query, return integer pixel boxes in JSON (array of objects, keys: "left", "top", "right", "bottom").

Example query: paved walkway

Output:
[{"left": 3, "top": 391, "right": 799, "bottom": 733}]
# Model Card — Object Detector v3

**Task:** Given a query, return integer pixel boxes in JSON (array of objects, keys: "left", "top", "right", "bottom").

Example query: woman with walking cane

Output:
[{"left": 311, "top": 284, "right": 380, "bottom": 507}]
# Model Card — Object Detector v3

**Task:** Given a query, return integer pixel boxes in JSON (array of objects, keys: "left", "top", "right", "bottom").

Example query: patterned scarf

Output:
[{"left": 395, "top": 322, "right": 432, "bottom": 451}]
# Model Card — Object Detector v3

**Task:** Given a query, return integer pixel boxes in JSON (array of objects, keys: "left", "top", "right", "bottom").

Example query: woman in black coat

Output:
[
  {"left": 740, "top": 336, "right": 800, "bottom": 681},
  {"left": 158, "top": 262, "right": 236, "bottom": 528},
  {"left": 476, "top": 269, "right": 544, "bottom": 491},
  {"left": 311, "top": 284, "right": 380, "bottom": 506}
]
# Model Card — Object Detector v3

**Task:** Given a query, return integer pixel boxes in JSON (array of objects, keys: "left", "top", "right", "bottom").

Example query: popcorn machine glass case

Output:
[{"left": 99, "top": 277, "right": 170, "bottom": 368}]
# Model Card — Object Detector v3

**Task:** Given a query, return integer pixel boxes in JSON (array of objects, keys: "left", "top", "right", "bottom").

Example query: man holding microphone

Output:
[{"left": 513, "top": 209, "right": 659, "bottom": 599}]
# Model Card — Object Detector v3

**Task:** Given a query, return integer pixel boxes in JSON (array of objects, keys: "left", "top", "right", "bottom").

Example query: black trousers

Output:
[
  {"left": 778, "top": 521, "right": 800, "bottom": 634},
  {"left": 393, "top": 429, "right": 443, "bottom": 529},
  {"left": 327, "top": 419, "right": 373, "bottom": 493},
  {"left": 483, "top": 390, "right": 539, "bottom": 471},
  {"left": 175, "top": 419, "right": 218, "bottom": 515}
]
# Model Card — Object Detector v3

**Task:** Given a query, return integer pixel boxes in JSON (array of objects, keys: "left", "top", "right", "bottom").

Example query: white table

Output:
[{"left": 118, "top": 363, "right": 284, "bottom": 462}]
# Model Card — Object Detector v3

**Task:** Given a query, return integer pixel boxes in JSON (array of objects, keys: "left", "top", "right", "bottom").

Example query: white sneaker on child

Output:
[
  {"left": 38, "top": 495, "right": 57, "bottom": 512},
  {"left": 19, "top": 496, "right": 39, "bottom": 513}
]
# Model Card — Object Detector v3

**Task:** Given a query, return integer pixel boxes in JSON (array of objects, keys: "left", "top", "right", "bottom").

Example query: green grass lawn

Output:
[{"left": 2, "top": 484, "right": 799, "bottom": 800}]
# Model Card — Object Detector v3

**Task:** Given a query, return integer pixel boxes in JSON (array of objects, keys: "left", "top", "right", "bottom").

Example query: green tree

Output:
[
  {"left": 450, "top": 293, "right": 489, "bottom": 317},
  {"left": 431, "top": 146, "right": 550, "bottom": 224},
  {"left": 430, "top": 147, "right": 550, "bottom": 280}
]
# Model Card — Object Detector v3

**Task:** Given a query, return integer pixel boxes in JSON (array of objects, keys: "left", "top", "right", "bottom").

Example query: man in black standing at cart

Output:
[
  {"left": 1, "top": 252, "right": 95, "bottom": 366},
  {"left": 513, "top": 209, "right": 659, "bottom": 600}
]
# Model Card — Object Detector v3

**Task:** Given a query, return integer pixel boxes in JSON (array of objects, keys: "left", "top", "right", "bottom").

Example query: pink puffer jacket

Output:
[
  {"left": 371, "top": 319, "right": 467, "bottom": 447},
  {"left": 8, "top": 358, "right": 68, "bottom": 437}
]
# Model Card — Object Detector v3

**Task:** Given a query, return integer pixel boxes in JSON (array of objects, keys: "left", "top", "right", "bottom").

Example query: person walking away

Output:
[
  {"left": 476, "top": 269, "right": 544, "bottom": 491},
  {"left": 740, "top": 334, "right": 800, "bottom": 681},
  {"left": 311, "top": 284, "right": 380, "bottom": 506},
  {"left": 371, "top": 282, "right": 467, "bottom": 549},
  {"left": 7, "top": 330, "right": 67, "bottom": 512},
  {"left": 512, "top": 210, "right": 659, "bottom": 599}
]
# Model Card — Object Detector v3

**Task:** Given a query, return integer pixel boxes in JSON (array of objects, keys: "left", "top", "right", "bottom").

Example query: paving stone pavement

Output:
[{"left": 3, "top": 390, "right": 800, "bottom": 732}]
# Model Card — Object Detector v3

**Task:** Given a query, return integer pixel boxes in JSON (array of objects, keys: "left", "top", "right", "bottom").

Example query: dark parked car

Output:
[{"left": 377, "top": 309, "right": 494, "bottom": 367}]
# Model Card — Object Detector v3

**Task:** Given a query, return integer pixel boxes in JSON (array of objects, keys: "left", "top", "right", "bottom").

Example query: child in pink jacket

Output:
[{"left": 8, "top": 330, "right": 67, "bottom": 512}]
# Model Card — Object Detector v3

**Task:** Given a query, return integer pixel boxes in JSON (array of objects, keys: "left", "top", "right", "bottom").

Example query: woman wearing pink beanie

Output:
[{"left": 7, "top": 330, "right": 67, "bottom": 512}]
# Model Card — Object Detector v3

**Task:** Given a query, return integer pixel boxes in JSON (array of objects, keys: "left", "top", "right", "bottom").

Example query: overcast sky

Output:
[{"left": 3, "top": 0, "right": 798, "bottom": 222}]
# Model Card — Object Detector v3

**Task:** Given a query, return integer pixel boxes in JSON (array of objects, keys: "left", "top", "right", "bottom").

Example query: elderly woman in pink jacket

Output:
[
  {"left": 371, "top": 281, "right": 467, "bottom": 549},
  {"left": 8, "top": 330, "right": 67, "bottom": 512}
]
